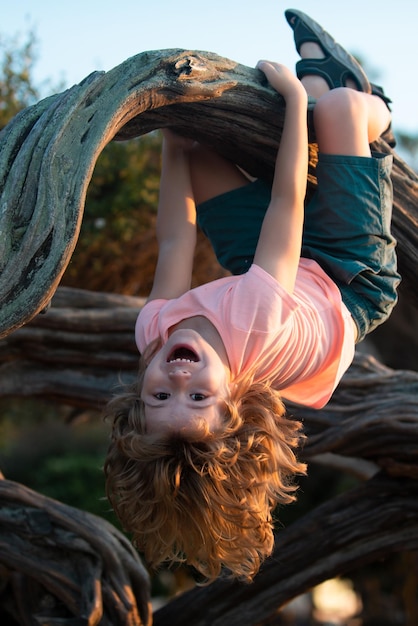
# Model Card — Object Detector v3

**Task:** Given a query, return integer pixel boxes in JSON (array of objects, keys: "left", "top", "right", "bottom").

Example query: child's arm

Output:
[
  {"left": 253, "top": 62, "right": 308, "bottom": 293},
  {"left": 147, "top": 131, "right": 197, "bottom": 302}
]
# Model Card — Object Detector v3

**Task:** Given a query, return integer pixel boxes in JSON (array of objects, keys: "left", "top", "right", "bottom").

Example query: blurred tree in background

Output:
[
  {"left": 62, "top": 134, "right": 162, "bottom": 295},
  {"left": 0, "top": 29, "right": 42, "bottom": 129}
]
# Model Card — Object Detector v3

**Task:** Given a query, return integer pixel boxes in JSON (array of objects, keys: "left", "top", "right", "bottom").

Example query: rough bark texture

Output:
[
  {"left": 0, "top": 475, "right": 151, "bottom": 626},
  {"left": 1, "top": 49, "right": 417, "bottom": 338},
  {"left": 0, "top": 49, "right": 418, "bottom": 625}
]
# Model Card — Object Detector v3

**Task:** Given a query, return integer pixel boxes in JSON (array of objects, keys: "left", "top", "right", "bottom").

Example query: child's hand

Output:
[
  {"left": 257, "top": 61, "right": 305, "bottom": 101},
  {"left": 162, "top": 129, "right": 196, "bottom": 151}
]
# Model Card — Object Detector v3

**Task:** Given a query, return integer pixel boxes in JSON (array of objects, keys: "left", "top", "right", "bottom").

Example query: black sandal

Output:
[{"left": 285, "top": 9, "right": 371, "bottom": 93}]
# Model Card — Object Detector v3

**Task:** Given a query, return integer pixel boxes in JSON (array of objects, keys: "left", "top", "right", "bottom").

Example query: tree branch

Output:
[{"left": 1, "top": 50, "right": 417, "bottom": 338}]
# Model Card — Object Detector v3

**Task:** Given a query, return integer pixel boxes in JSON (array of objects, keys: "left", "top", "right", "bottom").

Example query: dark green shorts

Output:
[{"left": 196, "top": 152, "right": 400, "bottom": 342}]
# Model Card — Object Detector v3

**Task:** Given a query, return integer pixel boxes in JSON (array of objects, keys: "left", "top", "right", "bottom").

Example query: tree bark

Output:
[
  {"left": 1, "top": 49, "right": 417, "bottom": 338},
  {"left": 1, "top": 48, "right": 418, "bottom": 624},
  {"left": 0, "top": 475, "right": 151, "bottom": 625}
]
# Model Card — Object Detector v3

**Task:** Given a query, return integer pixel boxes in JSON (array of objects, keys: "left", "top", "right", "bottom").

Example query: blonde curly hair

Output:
[{"left": 104, "top": 341, "right": 306, "bottom": 583}]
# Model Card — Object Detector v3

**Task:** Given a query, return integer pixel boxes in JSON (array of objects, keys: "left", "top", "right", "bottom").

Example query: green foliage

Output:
[
  {"left": 0, "top": 404, "right": 116, "bottom": 523},
  {"left": 84, "top": 132, "right": 161, "bottom": 225},
  {"left": 0, "top": 30, "right": 41, "bottom": 129},
  {"left": 28, "top": 453, "right": 110, "bottom": 518},
  {"left": 83, "top": 133, "right": 161, "bottom": 235},
  {"left": 62, "top": 133, "right": 162, "bottom": 293}
]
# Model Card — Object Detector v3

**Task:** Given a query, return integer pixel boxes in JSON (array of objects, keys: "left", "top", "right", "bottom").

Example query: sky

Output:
[{"left": 1, "top": 0, "right": 417, "bottom": 135}]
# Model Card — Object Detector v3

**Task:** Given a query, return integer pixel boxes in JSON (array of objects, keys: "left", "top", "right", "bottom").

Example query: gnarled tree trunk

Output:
[
  {"left": 0, "top": 473, "right": 151, "bottom": 626},
  {"left": 1, "top": 48, "right": 418, "bottom": 625},
  {"left": 1, "top": 49, "right": 417, "bottom": 338}
]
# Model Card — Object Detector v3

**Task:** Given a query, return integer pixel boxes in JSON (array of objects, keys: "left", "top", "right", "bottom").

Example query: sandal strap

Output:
[{"left": 296, "top": 57, "right": 365, "bottom": 91}]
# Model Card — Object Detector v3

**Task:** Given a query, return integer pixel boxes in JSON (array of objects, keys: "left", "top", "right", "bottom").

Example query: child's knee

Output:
[{"left": 315, "top": 88, "right": 366, "bottom": 123}]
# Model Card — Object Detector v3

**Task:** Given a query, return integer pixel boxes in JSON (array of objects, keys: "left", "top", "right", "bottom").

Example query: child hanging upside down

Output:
[{"left": 105, "top": 9, "right": 400, "bottom": 583}]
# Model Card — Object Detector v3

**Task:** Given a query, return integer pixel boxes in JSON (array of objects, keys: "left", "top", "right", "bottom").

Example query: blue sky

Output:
[{"left": 2, "top": 0, "right": 417, "bottom": 135}]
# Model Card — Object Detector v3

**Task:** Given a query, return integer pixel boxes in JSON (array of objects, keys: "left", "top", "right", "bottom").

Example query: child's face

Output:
[{"left": 141, "top": 329, "right": 230, "bottom": 435}]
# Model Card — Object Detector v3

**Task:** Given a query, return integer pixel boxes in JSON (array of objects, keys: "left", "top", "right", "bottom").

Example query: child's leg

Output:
[
  {"left": 189, "top": 144, "right": 271, "bottom": 276},
  {"left": 286, "top": 10, "right": 400, "bottom": 340},
  {"left": 289, "top": 15, "right": 391, "bottom": 157},
  {"left": 313, "top": 88, "right": 391, "bottom": 156},
  {"left": 189, "top": 144, "right": 250, "bottom": 205},
  {"left": 285, "top": 8, "right": 395, "bottom": 150}
]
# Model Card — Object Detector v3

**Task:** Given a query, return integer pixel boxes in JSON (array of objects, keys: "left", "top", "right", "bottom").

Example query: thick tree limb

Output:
[
  {"left": 0, "top": 476, "right": 151, "bottom": 625},
  {"left": 1, "top": 49, "right": 417, "bottom": 339}
]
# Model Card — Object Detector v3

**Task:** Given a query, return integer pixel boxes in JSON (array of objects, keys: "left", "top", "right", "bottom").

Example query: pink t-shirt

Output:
[{"left": 135, "top": 260, "right": 355, "bottom": 409}]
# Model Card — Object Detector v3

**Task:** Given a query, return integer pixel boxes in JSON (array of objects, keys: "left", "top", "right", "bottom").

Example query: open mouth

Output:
[{"left": 167, "top": 346, "right": 199, "bottom": 363}]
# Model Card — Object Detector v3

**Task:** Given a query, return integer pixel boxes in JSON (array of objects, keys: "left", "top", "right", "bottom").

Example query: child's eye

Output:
[
  {"left": 190, "top": 393, "right": 207, "bottom": 401},
  {"left": 154, "top": 392, "right": 170, "bottom": 400}
]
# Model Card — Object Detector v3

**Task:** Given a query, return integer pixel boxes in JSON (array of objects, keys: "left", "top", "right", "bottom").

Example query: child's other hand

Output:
[
  {"left": 257, "top": 61, "right": 305, "bottom": 101},
  {"left": 162, "top": 129, "right": 196, "bottom": 151}
]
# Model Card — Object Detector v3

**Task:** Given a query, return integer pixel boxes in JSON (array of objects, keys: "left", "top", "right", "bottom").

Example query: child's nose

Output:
[{"left": 168, "top": 368, "right": 192, "bottom": 380}]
